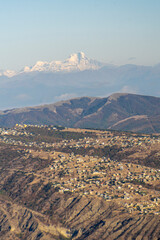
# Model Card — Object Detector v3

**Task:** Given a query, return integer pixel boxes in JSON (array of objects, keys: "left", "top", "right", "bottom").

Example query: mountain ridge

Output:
[{"left": 1, "top": 93, "right": 160, "bottom": 133}]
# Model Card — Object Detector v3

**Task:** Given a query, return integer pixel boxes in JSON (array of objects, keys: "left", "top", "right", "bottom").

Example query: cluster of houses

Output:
[
  {"left": 0, "top": 124, "right": 160, "bottom": 214},
  {"left": 34, "top": 150, "right": 160, "bottom": 215}
]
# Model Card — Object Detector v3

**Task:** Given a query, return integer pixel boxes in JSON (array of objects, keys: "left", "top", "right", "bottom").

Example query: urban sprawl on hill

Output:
[{"left": 0, "top": 124, "right": 160, "bottom": 239}]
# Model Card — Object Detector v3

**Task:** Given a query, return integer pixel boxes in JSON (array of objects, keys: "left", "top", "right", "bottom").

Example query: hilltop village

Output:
[{"left": 0, "top": 124, "right": 160, "bottom": 215}]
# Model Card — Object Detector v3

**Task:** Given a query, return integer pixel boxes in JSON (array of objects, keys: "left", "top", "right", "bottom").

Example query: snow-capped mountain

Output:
[
  {"left": 1, "top": 52, "right": 160, "bottom": 110},
  {"left": 0, "top": 52, "right": 105, "bottom": 78},
  {"left": 23, "top": 52, "right": 105, "bottom": 73}
]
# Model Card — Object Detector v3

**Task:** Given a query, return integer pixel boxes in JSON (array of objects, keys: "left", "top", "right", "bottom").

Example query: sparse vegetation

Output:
[{"left": 0, "top": 125, "right": 160, "bottom": 239}]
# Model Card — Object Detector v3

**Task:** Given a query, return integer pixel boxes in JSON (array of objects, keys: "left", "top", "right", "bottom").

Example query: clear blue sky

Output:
[{"left": 1, "top": 0, "right": 160, "bottom": 70}]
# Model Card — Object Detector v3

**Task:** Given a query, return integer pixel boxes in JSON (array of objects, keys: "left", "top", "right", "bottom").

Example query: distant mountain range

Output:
[
  {"left": 0, "top": 53, "right": 160, "bottom": 110},
  {"left": 0, "top": 52, "right": 105, "bottom": 77},
  {"left": 1, "top": 93, "right": 160, "bottom": 133}
]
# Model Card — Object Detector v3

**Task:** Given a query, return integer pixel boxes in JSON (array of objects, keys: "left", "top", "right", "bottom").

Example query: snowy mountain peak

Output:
[
  {"left": 1, "top": 53, "right": 106, "bottom": 77},
  {"left": 77, "top": 51, "right": 85, "bottom": 59},
  {"left": 67, "top": 52, "right": 86, "bottom": 63},
  {"left": 26, "top": 52, "right": 105, "bottom": 73}
]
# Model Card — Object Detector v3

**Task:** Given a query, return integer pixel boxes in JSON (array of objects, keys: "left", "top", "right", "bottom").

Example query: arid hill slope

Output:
[
  {"left": 1, "top": 93, "right": 160, "bottom": 133},
  {"left": 0, "top": 126, "right": 160, "bottom": 239}
]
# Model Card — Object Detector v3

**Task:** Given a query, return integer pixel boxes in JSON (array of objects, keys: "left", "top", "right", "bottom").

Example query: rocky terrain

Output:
[
  {"left": 1, "top": 93, "right": 160, "bottom": 133},
  {"left": 1, "top": 188, "right": 160, "bottom": 240},
  {"left": 0, "top": 125, "right": 160, "bottom": 239}
]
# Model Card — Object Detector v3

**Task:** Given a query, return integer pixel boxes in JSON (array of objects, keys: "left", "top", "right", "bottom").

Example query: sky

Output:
[{"left": 0, "top": 0, "right": 160, "bottom": 70}]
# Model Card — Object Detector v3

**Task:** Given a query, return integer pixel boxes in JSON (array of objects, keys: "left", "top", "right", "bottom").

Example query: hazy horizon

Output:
[
  {"left": 1, "top": 0, "right": 160, "bottom": 70},
  {"left": 1, "top": 0, "right": 160, "bottom": 110},
  {"left": 1, "top": 51, "right": 160, "bottom": 73}
]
